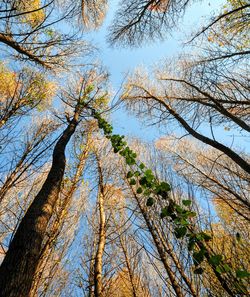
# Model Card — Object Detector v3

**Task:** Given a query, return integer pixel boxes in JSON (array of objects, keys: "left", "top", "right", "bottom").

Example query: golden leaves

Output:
[
  {"left": 16, "top": 0, "right": 45, "bottom": 28},
  {"left": 0, "top": 63, "right": 17, "bottom": 101}
]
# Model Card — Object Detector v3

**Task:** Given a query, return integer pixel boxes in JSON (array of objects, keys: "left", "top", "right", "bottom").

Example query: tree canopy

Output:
[{"left": 0, "top": 1, "right": 249, "bottom": 296}]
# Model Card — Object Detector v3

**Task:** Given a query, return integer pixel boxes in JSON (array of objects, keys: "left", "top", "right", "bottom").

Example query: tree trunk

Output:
[
  {"left": 131, "top": 189, "right": 185, "bottom": 297},
  {"left": 0, "top": 117, "right": 79, "bottom": 297},
  {"left": 30, "top": 134, "right": 91, "bottom": 295},
  {"left": 118, "top": 236, "right": 138, "bottom": 297},
  {"left": 153, "top": 223, "right": 199, "bottom": 297},
  {"left": 94, "top": 160, "right": 106, "bottom": 297}
]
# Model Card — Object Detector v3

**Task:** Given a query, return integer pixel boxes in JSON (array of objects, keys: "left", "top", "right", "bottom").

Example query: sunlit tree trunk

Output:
[
  {"left": 30, "top": 130, "right": 91, "bottom": 295},
  {"left": 130, "top": 189, "right": 185, "bottom": 297},
  {"left": 94, "top": 158, "right": 106, "bottom": 297},
  {"left": 0, "top": 109, "right": 80, "bottom": 297},
  {"left": 118, "top": 236, "right": 138, "bottom": 297}
]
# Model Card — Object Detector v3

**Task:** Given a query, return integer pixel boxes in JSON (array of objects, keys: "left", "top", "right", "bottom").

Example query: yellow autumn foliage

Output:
[
  {"left": 103, "top": 184, "right": 124, "bottom": 209},
  {"left": 104, "top": 269, "right": 151, "bottom": 297},
  {"left": 0, "top": 64, "right": 56, "bottom": 111},
  {"left": 0, "top": 63, "right": 17, "bottom": 101},
  {"left": 23, "top": 71, "right": 56, "bottom": 110},
  {"left": 202, "top": 199, "right": 250, "bottom": 295},
  {"left": 16, "top": 0, "right": 45, "bottom": 27},
  {"left": 207, "top": 0, "right": 250, "bottom": 49}
]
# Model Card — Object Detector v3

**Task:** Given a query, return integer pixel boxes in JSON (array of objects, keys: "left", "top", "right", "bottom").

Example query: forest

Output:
[{"left": 0, "top": 0, "right": 249, "bottom": 296}]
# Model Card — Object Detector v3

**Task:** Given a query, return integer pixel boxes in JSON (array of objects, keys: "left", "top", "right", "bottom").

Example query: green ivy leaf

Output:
[
  {"left": 222, "top": 264, "right": 231, "bottom": 273},
  {"left": 236, "top": 232, "right": 241, "bottom": 242},
  {"left": 139, "top": 163, "right": 145, "bottom": 170},
  {"left": 160, "top": 181, "right": 171, "bottom": 192},
  {"left": 175, "top": 205, "right": 183, "bottom": 214},
  {"left": 188, "top": 239, "right": 195, "bottom": 251},
  {"left": 202, "top": 233, "right": 212, "bottom": 242},
  {"left": 126, "top": 171, "right": 133, "bottom": 178},
  {"left": 146, "top": 197, "right": 155, "bottom": 207},
  {"left": 139, "top": 177, "right": 147, "bottom": 186},
  {"left": 143, "top": 189, "right": 151, "bottom": 196},
  {"left": 236, "top": 270, "right": 250, "bottom": 279},
  {"left": 186, "top": 211, "right": 196, "bottom": 218},
  {"left": 180, "top": 219, "right": 189, "bottom": 226},
  {"left": 113, "top": 147, "right": 119, "bottom": 153},
  {"left": 215, "top": 266, "right": 223, "bottom": 274},
  {"left": 182, "top": 199, "right": 192, "bottom": 206},
  {"left": 136, "top": 187, "right": 143, "bottom": 194},
  {"left": 129, "top": 178, "right": 136, "bottom": 186},
  {"left": 160, "top": 207, "right": 169, "bottom": 218},
  {"left": 145, "top": 169, "right": 153, "bottom": 177},
  {"left": 209, "top": 255, "right": 223, "bottom": 266},
  {"left": 193, "top": 250, "right": 205, "bottom": 266},
  {"left": 174, "top": 227, "right": 187, "bottom": 238}
]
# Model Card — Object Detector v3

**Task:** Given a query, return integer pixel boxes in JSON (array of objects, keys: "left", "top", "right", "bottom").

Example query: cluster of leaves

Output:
[
  {"left": 0, "top": 64, "right": 55, "bottom": 110},
  {"left": 15, "top": 0, "right": 45, "bottom": 28},
  {"left": 93, "top": 111, "right": 250, "bottom": 288},
  {"left": 23, "top": 71, "right": 56, "bottom": 108},
  {"left": 207, "top": 0, "right": 250, "bottom": 49},
  {"left": 0, "top": 63, "right": 17, "bottom": 100}
]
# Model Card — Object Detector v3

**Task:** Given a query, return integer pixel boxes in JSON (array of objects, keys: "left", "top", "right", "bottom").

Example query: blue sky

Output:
[
  {"left": 83, "top": 0, "right": 229, "bottom": 142},
  {"left": 90, "top": 0, "right": 225, "bottom": 87}
]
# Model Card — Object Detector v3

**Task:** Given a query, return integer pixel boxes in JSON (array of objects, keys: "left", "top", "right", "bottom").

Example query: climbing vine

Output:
[{"left": 93, "top": 111, "right": 249, "bottom": 294}]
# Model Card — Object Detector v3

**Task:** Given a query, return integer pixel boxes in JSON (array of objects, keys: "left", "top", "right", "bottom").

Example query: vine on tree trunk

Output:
[{"left": 93, "top": 111, "right": 249, "bottom": 295}]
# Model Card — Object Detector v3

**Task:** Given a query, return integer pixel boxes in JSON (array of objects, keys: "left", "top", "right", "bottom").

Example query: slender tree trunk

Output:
[
  {"left": 118, "top": 236, "right": 138, "bottom": 297},
  {"left": 165, "top": 103, "right": 250, "bottom": 174},
  {"left": 94, "top": 160, "right": 106, "bottom": 297},
  {"left": 153, "top": 223, "right": 199, "bottom": 297},
  {"left": 0, "top": 115, "right": 79, "bottom": 297},
  {"left": 88, "top": 237, "right": 97, "bottom": 297},
  {"left": 131, "top": 189, "right": 184, "bottom": 297}
]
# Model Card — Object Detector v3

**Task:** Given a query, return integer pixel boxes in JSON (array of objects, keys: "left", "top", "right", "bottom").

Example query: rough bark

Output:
[
  {"left": 0, "top": 114, "right": 79, "bottom": 297},
  {"left": 30, "top": 134, "right": 91, "bottom": 295}
]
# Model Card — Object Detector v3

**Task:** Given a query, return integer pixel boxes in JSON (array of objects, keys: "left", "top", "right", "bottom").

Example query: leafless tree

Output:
[{"left": 108, "top": 0, "right": 193, "bottom": 46}]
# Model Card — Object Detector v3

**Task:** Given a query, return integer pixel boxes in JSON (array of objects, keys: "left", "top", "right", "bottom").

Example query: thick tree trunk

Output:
[
  {"left": 30, "top": 135, "right": 90, "bottom": 295},
  {"left": 0, "top": 117, "right": 78, "bottom": 297}
]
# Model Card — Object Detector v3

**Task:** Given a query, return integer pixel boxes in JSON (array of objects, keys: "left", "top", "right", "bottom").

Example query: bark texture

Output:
[{"left": 0, "top": 116, "right": 79, "bottom": 297}]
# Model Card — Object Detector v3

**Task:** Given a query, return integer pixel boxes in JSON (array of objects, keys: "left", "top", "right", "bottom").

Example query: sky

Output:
[
  {"left": 90, "top": 0, "right": 225, "bottom": 87},
  {"left": 83, "top": 0, "right": 228, "bottom": 141}
]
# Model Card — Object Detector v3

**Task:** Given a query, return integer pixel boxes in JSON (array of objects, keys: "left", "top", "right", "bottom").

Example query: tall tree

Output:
[{"left": 0, "top": 68, "right": 109, "bottom": 297}]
